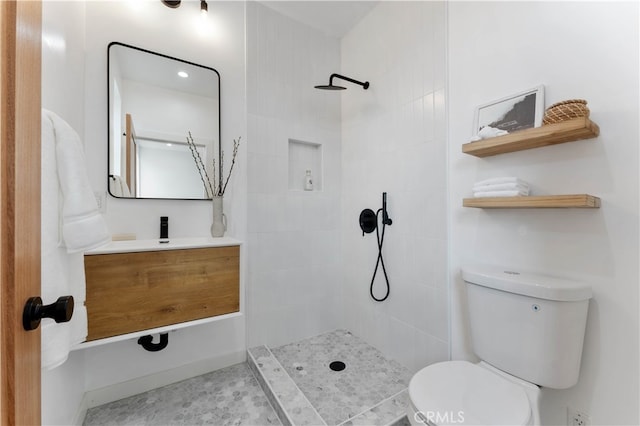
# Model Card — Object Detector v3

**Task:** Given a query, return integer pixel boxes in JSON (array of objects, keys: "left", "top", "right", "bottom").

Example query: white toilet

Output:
[{"left": 407, "top": 266, "right": 592, "bottom": 426}]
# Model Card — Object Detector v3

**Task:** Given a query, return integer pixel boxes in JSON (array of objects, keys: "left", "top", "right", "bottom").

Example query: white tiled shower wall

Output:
[
  {"left": 246, "top": 2, "right": 450, "bottom": 370},
  {"left": 340, "top": 1, "right": 449, "bottom": 373},
  {"left": 246, "top": 2, "right": 343, "bottom": 348}
]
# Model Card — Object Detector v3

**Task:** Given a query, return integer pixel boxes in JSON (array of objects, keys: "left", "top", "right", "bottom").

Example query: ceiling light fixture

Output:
[
  {"left": 161, "top": 0, "right": 181, "bottom": 9},
  {"left": 178, "top": 71, "right": 189, "bottom": 78},
  {"left": 161, "top": 1, "right": 209, "bottom": 19}
]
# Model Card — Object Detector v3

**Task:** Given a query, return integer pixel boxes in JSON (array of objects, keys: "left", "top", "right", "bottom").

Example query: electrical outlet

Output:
[
  {"left": 94, "top": 191, "right": 106, "bottom": 213},
  {"left": 568, "top": 407, "right": 591, "bottom": 426}
]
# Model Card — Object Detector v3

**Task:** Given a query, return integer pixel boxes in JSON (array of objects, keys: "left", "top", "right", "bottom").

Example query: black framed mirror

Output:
[{"left": 107, "top": 42, "right": 220, "bottom": 199}]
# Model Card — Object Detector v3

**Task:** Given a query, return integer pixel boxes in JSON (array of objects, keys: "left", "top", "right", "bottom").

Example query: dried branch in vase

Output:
[
  {"left": 186, "top": 132, "right": 241, "bottom": 198},
  {"left": 221, "top": 137, "right": 241, "bottom": 196}
]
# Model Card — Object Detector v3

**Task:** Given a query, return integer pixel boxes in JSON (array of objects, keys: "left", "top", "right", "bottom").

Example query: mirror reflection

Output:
[{"left": 108, "top": 42, "right": 220, "bottom": 199}]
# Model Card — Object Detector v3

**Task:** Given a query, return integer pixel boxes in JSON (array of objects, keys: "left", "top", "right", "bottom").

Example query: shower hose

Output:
[{"left": 370, "top": 207, "right": 390, "bottom": 302}]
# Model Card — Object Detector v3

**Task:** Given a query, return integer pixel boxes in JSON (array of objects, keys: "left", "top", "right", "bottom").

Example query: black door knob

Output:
[{"left": 22, "top": 296, "right": 74, "bottom": 331}]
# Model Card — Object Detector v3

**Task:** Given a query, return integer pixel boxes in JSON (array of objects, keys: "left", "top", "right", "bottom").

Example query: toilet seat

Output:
[{"left": 408, "top": 361, "right": 531, "bottom": 426}]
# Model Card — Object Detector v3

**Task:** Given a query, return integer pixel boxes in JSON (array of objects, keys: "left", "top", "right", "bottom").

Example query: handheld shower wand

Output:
[
  {"left": 359, "top": 192, "right": 393, "bottom": 302},
  {"left": 382, "top": 192, "right": 392, "bottom": 226}
]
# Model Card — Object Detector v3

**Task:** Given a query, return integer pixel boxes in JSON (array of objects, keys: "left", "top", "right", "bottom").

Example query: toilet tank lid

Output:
[{"left": 462, "top": 266, "right": 593, "bottom": 301}]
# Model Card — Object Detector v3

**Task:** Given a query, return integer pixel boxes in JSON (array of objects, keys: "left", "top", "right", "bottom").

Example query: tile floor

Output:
[
  {"left": 83, "top": 362, "right": 281, "bottom": 426},
  {"left": 84, "top": 329, "right": 412, "bottom": 426},
  {"left": 270, "top": 330, "right": 412, "bottom": 425}
]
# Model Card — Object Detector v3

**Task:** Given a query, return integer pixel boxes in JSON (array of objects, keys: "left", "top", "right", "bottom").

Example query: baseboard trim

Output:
[
  {"left": 79, "top": 350, "right": 246, "bottom": 421},
  {"left": 72, "top": 394, "right": 89, "bottom": 426}
]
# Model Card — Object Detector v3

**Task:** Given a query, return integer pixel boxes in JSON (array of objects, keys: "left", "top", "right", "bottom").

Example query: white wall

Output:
[
  {"left": 121, "top": 79, "right": 217, "bottom": 142},
  {"left": 84, "top": 0, "right": 246, "bottom": 239},
  {"left": 41, "top": 0, "right": 248, "bottom": 419},
  {"left": 246, "top": 2, "right": 343, "bottom": 348},
  {"left": 448, "top": 2, "right": 639, "bottom": 425},
  {"left": 340, "top": 1, "right": 449, "bottom": 373},
  {"left": 41, "top": 1, "right": 87, "bottom": 424},
  {"left": 80, "top": 0, "right": 248, "bottom": 407},
  {"left": 137, "top": 143, "right": 205, "bottom": 198},
  {"left": 121, "top": 80, "right": 216, "bottom": 198}
]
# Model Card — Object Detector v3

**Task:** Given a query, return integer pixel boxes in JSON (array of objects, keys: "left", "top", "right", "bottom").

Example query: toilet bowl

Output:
[
  {"left": 407, "top": 361, "right": 540, "bottom": 426},
  {"left": 406, "top": 266, "right": 592, "bottom": 426}
]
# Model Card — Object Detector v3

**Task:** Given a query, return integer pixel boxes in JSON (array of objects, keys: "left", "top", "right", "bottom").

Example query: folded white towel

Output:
[
  {"left": 470, "top": 125, "right": 509, "bottom": 141},
  {"left": 474, "top": 190, "right": 529, "bottom": 198},
  {"left": 44, "top": 110, "right": 111, "bottom": 253},
  {"left": 474, "top": 177, "right": 528, "bottom": 187},
  {"left": 42, "top": 110, "right": 103, "bottom": 369},
  {"left": 473, "top": 182, "right": 530, "bottom": 193}
]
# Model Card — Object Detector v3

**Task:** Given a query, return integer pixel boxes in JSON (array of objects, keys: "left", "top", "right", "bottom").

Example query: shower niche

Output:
[{"left": 288, "top": 139, "right": 322, "bottom": 191}]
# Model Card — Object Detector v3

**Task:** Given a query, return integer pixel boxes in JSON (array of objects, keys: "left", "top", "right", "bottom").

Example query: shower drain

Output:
[{"left": 329, "top": 361, "right": 346, "bottom": 371}]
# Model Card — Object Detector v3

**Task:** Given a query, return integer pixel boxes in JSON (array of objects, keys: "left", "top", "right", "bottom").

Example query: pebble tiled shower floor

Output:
[{"left": 84, "top": 330, "right": 412, "bottom": 426}]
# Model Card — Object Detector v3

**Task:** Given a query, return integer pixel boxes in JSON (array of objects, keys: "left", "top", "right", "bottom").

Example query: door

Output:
[{"left": 0, "top": 1, "right": 42, "bottom": 424}]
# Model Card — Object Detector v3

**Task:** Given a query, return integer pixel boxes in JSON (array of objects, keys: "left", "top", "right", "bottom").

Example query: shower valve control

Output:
[{"left": 359, "top": 209, "right": 377, "bottom": 236}]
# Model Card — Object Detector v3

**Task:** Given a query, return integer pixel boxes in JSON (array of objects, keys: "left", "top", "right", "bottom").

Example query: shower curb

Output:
[{"left": 247, "top": 345, "right": 326, "bottom": 426}]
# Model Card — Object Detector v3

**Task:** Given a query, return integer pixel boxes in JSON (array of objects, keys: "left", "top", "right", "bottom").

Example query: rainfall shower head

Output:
[
  {"left": 315, "top": 73, "right": 369, "bottom": 91},
  {"left": 315, "top": 84, "right": 347, "bottom": 91}
]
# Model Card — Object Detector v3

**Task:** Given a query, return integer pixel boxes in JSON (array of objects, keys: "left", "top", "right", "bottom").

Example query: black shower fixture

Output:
[
  {"left": 315, "top": 73, "right": 370, "bottom": 91},
  {"left": 360, "top": 192, "right": 393, "bottom": 302}
]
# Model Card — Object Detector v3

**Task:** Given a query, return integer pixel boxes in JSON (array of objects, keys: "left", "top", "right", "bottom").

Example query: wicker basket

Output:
[{"left": 543, "top": 99, "right": 590, "bottom": 125}]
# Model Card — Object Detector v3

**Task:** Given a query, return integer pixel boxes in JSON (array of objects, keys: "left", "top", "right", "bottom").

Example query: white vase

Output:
[{"left": 211, "top": 196, "right": 226, "bottom": 237}]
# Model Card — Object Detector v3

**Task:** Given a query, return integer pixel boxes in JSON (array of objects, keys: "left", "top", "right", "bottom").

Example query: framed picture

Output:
[{"left": 473, "top": 85, "right": 545, "bottom": 136}]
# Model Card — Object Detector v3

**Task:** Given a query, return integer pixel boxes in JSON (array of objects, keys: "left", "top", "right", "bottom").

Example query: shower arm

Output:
[{"left": 330, "top": 73, "right": 370, "bottom": 89}]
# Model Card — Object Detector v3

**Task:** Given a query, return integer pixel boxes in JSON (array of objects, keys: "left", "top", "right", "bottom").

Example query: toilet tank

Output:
[{"left": 462, "top": 266, "right": 592, "bottom": 389}]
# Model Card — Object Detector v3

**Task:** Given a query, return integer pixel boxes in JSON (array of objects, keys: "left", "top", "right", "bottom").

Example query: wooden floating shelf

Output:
[
  {"left": 463, "top": 194, "right": 601, "bottom": 209},
  {"left": 462, "top": 117, "right": 600, "bottom": 158}
]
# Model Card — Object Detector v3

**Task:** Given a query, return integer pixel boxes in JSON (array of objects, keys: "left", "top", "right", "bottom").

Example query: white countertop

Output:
[{"left": 85, "top": 236, "right": 242, "bottom": 255}]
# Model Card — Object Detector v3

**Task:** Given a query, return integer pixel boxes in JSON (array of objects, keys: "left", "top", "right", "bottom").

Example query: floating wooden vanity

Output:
[{"left": 83, "top": 238, "right": 240, "bottom": 342}]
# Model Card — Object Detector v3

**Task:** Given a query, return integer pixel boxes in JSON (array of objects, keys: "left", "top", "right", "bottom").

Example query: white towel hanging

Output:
[{"left": 41, "top": 109, "right": 109, "bottom": 369}]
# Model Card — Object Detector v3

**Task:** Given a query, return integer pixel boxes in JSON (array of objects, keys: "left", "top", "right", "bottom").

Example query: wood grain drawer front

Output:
[{"left": 84, "top": 246, "right": 239, "bottom": 341}]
